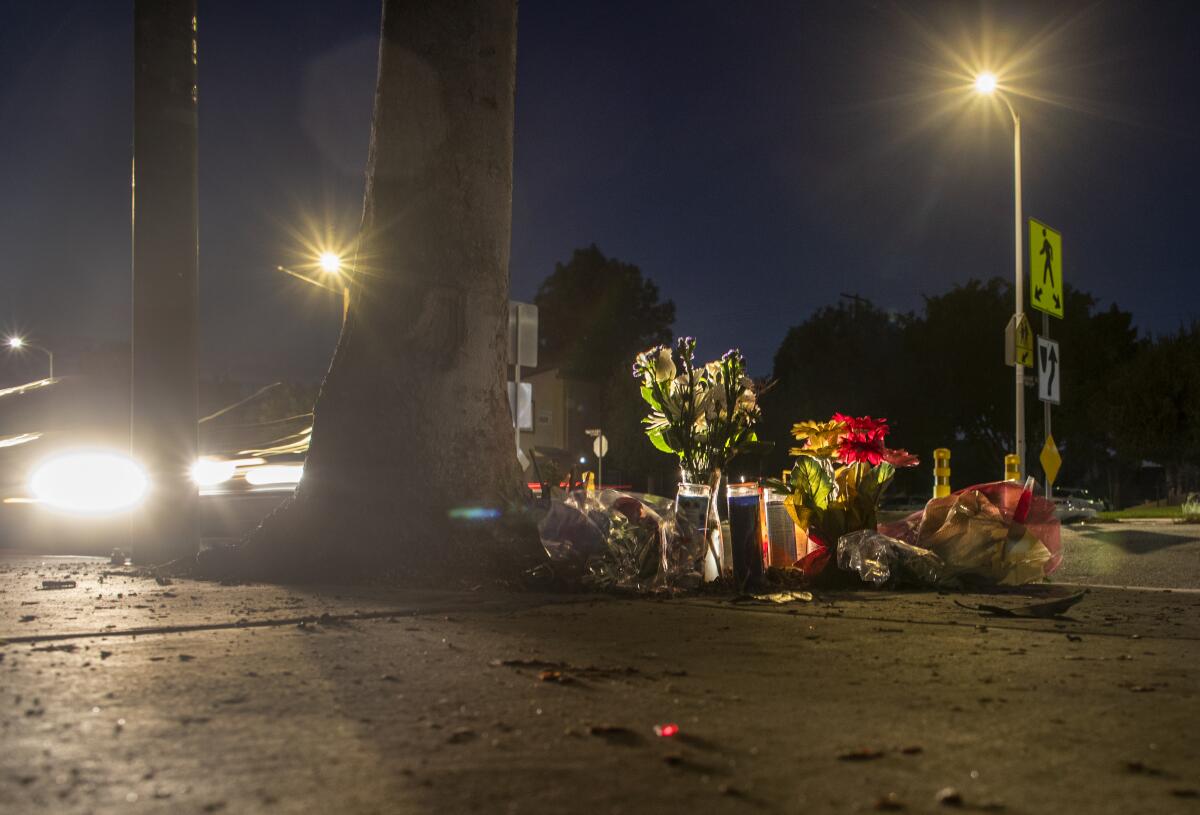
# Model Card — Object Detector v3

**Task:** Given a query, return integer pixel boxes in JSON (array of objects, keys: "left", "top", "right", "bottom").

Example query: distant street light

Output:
[
  {"left": 6, "top": 336, "right": 54, "bottom": 379},
  {"left": 278, "top": 247, "right": 351, "bottom": 320},
  {"left": 973, "top": 71, "right": 1027, "bottom": 478}
]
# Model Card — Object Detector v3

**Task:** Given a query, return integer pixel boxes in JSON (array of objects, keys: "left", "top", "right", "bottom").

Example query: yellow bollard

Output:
[
  {"left": 933, "top": 448, "right": 951, "bottom": 498},
  {"left": 584, "top": 471, "right": 596, "bottom": 492},
  {"left": 1004, "top": 454, "right": 1020, "bottom": 482}
]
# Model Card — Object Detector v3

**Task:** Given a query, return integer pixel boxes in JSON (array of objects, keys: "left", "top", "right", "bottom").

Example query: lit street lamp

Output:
[
  {"left": 278, "top": 248, "right": 351, "bottom": 320},
  {"left": 319, "top": 251, "right": 342, "bottom": 274},
  {"left": 6, "top": 336, "right": 54, "bottom": 379},
  {"left": 973, "top": 71, "right": 1027, "bottom": 478}
]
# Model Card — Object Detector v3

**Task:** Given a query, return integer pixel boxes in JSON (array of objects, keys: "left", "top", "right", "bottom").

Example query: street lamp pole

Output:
[
  {"left": 1004, "top": 97, "right": 1026, "bottom": 478},
  {"left": 6, "top": 338, "right": 54, "bottom": 379},
  {"left": 976, "top": 72, "right": 1027, "bottom": 478}
]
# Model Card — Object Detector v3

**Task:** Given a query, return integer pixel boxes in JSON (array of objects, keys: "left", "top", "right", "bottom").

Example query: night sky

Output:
[{"left": 1, "top": 0, "right": 1197, "bottom": 387}]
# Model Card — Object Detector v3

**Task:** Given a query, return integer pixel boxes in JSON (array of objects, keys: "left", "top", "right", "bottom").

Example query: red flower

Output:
[
  {"left": 881, "top": 448, "right": 920, "bottom": 468},
  {"left": 831, "top": 413, "right": 889, "bottom": 439},
  {"left": 836, "top": 429, "right": 887, "bottom": 466}
]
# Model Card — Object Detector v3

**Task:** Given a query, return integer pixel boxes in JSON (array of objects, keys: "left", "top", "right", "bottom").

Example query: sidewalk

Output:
[{"left": 2, "top": 552, "right": 1198, "bottom": 814}]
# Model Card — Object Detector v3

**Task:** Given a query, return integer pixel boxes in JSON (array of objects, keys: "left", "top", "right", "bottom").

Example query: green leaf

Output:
[
  {"left": 793, "top": 457, "right": 833, "bottom": 511},
  {"left": 639, "top": 385, "right": 661, "bottom": 410},
  {"left": 647, "top": 428, "right": 675, "bottom": 454},
  {"left": 858, "top": 461, "right": 896, "bottom": 506}
]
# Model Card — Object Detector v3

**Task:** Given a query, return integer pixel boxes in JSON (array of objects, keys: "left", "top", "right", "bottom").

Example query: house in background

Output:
[{"left": 510, "top": 366, "right": 601, "bottom": 479}]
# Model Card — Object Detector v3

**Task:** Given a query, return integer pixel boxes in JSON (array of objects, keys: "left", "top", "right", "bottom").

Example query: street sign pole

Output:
[
  {"left": 1043, "top": 312, "right": 1052, "bottom": 498},
  {"left": 1029, "top": 217, "right": 1064, "bottom": 497},
  {"left": 586, "top": 428, "right": 607, "bottom": 490}
]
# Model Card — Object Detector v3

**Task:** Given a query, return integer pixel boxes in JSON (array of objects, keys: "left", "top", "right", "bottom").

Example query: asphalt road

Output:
[{"left": 1054, "top": 520, "right": 1200, "bottom": 591}]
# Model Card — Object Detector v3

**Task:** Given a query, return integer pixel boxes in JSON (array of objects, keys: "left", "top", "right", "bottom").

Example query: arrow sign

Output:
[{"left": 1037, "top": 336, "right": 1060, "bottom": 404}]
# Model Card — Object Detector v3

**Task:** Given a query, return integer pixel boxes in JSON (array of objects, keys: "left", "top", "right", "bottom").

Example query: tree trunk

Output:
[{"left": 225, "top": 0, "right": 539, "bottom": 580}]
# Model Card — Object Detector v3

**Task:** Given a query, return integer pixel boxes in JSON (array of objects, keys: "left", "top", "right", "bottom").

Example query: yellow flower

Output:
[{"left": 789, "top": 419, "right": 846, "bottom": 459}]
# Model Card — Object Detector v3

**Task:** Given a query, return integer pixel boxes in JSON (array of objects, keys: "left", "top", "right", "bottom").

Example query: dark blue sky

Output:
[{"left": 1, "top": 0, "right": 1197, "bottom": 385}]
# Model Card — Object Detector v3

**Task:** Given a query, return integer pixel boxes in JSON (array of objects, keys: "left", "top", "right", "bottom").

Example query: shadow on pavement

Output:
[{"left": 1075, "top": 527, "right": 1200, "bottom": 554}]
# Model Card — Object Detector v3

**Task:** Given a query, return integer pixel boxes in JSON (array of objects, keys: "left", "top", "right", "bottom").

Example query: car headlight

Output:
[
  {"left": 30, "top": 451, "right": 148, "bottom": 514},
  {"left": 191, "top": 457, "right": 236, "bottom": 488},
  {"left": 243, "top": 463, "right": 303, "bottom": 487}
]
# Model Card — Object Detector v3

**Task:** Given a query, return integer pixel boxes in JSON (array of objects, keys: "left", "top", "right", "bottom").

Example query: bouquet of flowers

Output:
[
  {"left": 632, "top": 337, "right": 763, "bottom": 481},
  {"left": 766, "top": 413, "right": 918, "bottom": 574}
]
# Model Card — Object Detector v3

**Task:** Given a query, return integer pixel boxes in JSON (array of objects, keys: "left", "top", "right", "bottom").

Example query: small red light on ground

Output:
[{"left": 654, "top": 723, "right": 679, "bottom": 737}]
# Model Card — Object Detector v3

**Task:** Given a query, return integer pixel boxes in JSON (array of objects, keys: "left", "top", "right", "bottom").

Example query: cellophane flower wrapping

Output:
[
  {"left": 537, "top": 489, "right": 705, "bottom": 592},
  {"left": 877, "top": 480, "right": 1062, "bottom": 585}
]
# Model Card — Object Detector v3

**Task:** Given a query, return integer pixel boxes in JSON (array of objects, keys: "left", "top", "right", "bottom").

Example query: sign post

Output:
[
  {"left": 586, "top": 428, "right": 607, "bottom": 490},
  {"left": 1030, "top": 218, "right": 1064, "bottom": 498},
  {"left": 508, "top": 301, "right": 538, "bottom": 470}
]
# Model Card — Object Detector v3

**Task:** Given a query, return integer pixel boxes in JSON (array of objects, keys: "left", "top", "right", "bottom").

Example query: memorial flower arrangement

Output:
[
  {"left": 632, "top": 337, "right": 762, "bottom": 483},
  {"left": 766, "top": 413, "right": 918, "bottom": 571}
]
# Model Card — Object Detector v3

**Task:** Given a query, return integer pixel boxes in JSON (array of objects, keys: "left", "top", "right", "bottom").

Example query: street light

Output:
[
  {"left": 319, "top": 251, "right": 342, "bottom": 274},
  {"left": 278, "top": 247, "right": 351, "bottom": 321},
  {"left": 973, "top": 71, "right": 1026, "bottom": 478},
  {"left": 6, "top": 336, "right": 53, "bottom": 379}
]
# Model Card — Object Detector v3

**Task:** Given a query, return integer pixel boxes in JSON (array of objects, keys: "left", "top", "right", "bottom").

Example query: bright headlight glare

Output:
[
  {"left": 244, "top": 464, "right": 303, "bottom": 486},
  {"left": 192, "top": 458, "right": 236, "bottom": 487},
  {"left": 30, "top": 451, "right": 148, "bottom": 514}
]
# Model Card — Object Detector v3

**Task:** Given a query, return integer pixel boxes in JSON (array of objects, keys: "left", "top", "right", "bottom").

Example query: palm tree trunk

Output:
[{"left": 228, "top": 0, "right": 538, "bottom": 580}]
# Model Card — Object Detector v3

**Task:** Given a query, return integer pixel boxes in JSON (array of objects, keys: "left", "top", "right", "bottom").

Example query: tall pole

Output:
[
  {"left": 1010, "top": 106, "right": 1026, "bottom": 478},
  {"left": 131, "top": 0, "right": 199, "bottom": 564}
]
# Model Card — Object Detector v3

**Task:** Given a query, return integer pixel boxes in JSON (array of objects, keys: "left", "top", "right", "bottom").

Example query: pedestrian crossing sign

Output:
[
  {"left": 1029, "top": 219, "right": 1063, "bottom": 318},
  {"left": 1005, "top": 312, "right": 1034, "bottom": 368}
]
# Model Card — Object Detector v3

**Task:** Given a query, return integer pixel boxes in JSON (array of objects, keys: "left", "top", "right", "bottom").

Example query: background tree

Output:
[
  {"left": 532, "top": 245, "right": 677, "bottom": 490},
  {"left": 213, "top": 0, "right": 540, "bottom": 579},
  {"left": 1105, "top": 323, "right": 1200, "bottom": 501},
  {"left": 534, "top": 245, "right": 675, "bottom": 380},
  {"left": 760, "top": 298, "right": 909, "bottom": 484},
  {"left": 901, "top": 278, "right": 1013, "bottom": 488},
  {"left": 764, "top": 279, "right": 1144, "bottom": 500}
]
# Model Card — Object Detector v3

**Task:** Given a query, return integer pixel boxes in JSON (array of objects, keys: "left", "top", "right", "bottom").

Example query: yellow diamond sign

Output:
[{"left": 1040, "top": 434, "right": 1062, "bottom": 487}]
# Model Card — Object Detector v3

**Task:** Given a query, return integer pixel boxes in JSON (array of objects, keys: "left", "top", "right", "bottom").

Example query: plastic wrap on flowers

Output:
[
  {"left": 536, "top": 490, "right": 667, "bottom": 592},
  {"left": 878, "top": 480, "right": 1061, "bottom": 585},
  {"left": 836, "top": 530, "right": 945, "bottom": 587}
]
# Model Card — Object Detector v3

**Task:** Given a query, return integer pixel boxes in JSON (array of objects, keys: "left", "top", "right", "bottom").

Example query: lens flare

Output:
[{"left": 448, "top": 507, "right": 502, "bottom": 521}]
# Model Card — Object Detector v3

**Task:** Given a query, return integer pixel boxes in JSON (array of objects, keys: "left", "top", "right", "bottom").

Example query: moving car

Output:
[{"left": 0, "top": 376, "right": 305, "bottom": 551}]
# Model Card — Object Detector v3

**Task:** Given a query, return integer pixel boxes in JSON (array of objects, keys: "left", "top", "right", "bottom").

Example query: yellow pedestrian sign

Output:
[
  {"left": 1040, "top": 434, "right": 1062, "bottom": 487},
  {"left": 1005, "top": 312, "right": 1034, "bottom": 368},
  {"left": 1029, "top": 218, "right": 1063, "bottom": 318}
]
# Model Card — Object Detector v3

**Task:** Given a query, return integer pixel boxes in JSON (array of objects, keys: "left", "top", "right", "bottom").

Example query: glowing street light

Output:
[
  {"left": 973, "top": 71, "right": 997, "bottom": 95},
  {"left": 278, "top": 244, "right": 352, "bottom": 321},
  {"left": 972, "top": 71, "right": 1027, "bottom": 477},
  {"left": 319, "top": 251, "right": 342, "bottom": 274},
  {"left": 6, "top": 336, "right": 53, "bottom": 379}
]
